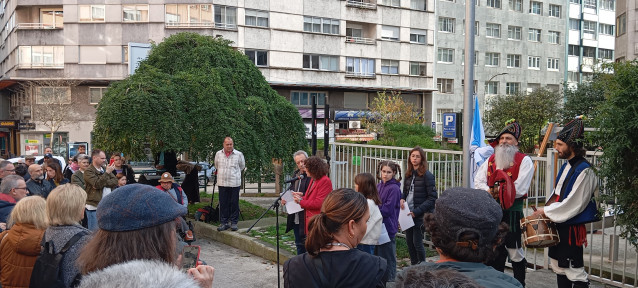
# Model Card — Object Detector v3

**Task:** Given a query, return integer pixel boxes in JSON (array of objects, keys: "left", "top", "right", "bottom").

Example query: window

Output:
[
  {"left": 599, "top": 24, "right": 614, "bottom": 36},
  {"left": 529, "top": 1, "right": 542, "bottom": 15},
  {"left": 462, "top": 21, "right": 479, "bottom": 36},
  {"left": 410, "top": 29, "right": 427, "bottom": 44},
  {"left": 164, "top": 4, "right": 213, "bottom": 27},
  {"left": 528, "top": 56, "right": 540, "bottom": 69},
  {"left": 409, "top": 62, "right": 427, "bottom": 76},
  {"left": 439, "top": 17, "right": 455, "bottom": 33},
  {"left": 568, "top": 71, "right": 580, "bottom": 82},
  {"left": 437, "top": 79, "right": 454, "bottom": 93},
  {"left": 382, "top": 0, "right": 400, "bottom": 7},
  {"left": 547, "top": 58, "right": 559, "bottom": 70},
  {"left": 548, "top": 4, "right": 561, "bottom": 18},
  {"left": 509, "top": 0, "right": 522, "bottom": 11},
  {"left": 245, "top": 50, "right": 268, "bottom": 66},
  {"left": 568, "top": 45, "right": 579, "bottom": 56},
  {"left": 485, "top": 52, "right": 500, "bottom": 66},
  {"left": 437, "top": 48, "right": 454, "bottom": 63},
  {"left": 214, "top": 5, "right": 237, "bottom": 29},
  {"left": 601, "top": 0, "right": 615, "bottom": 10},
  {"left": 570, "top": 0, "right": 580, "bottom": 3},
  {"left": 528, "top": 28, "right": 541, "bottom": 42},
  {"left": 505, "top": 82, "right": 520, "bottom": 95},
  {"left": 617, "top": 13, "right": 626, "bottom": 36},
  {"left": 548, "top": 31, "right": 560, "bottom": 44},
  {"left": 569, "top": 19, "right": 580, "bottom": 30},
  {"left": 487, "top": 0, "right": 501, "bottom": 8},
  {"left": 36, "top": 87, "right": 71, "bottom": 104},
  {"left": 461, "top": 50, "right": 478, "bottom": 65},
  {"left": 123, "top": 5, "right": 148, "bottom": 22},
  {"left": 40, "top": 9, "right": 64, "bottom": 28},
  {"left": 486, "top": 23, "right": 501, "bottom": 38},
  {"left": 381, "top": 60, "right": 399, "bottom": 74},
  {"left": 583, "top": 0, "right": 596, "bottom": 9},
  {"left": 486, "top": 81, "right": 499, "bottom": 94},
  {"left": 79, "top": 5, "right": 105, "bottom": 22},
  {"left": 506, "top": 54, "right": 521, "bottom": 68},
  {"left": 303, "top": 54, "right": 338, "bottom": 71},
  {"left": 599, "top": 48, "right": 613, "bottom": 60},
  {"left": 303, "top": 16, "right": 339, "bottom": 35},
  {"left": 122, "top": 46, "right": 128, "bottom": 63},
  {"left": 346, "top": 57, "right": 375, "bottom": 77},
  {"left": 291, "top": 91, "right": 326, "bottom": 106},
  {"left": 461, "top": 80, "right": 478, "bottom": 94},
  {"left": 508, "top": 26, "right": 522, "bottom": 40},
  {"left": 381, "top": 25, "right": 400, "bottom": 41},
  {"left": 411, "top": 0, "right": 426, "bottom": 10},
  {"left": 583, "top": 21, "right": 597, "bottom": 39},
  {"left": 89, "top": 87, "right": 107, "bottom": 104},
  {"left": 18, "top": 46, "right": 64, "bottom": 68},
  {"left": 245, "top": 9, "right": 268, "bottom": 27},
  {"left": 346, "top": 27, "right": 362, "bottom": 38},
  {"left": 582, "top": 46, "right": 596, "bottom": 58}
]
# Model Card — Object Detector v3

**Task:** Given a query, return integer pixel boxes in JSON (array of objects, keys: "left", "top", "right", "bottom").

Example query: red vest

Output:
[{"left": 487, "top": 152, "right": 527, "bottom": 182}]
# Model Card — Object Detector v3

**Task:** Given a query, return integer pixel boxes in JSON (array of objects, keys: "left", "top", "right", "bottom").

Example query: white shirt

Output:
[
  {"left": 474, "top": 155, "right": 534, "bottom": 199},
  {"left": 214, "top": 149, "right": 245, "bottom": 187},
  {"left": 544, "top": 163, "right": 598, "bottom": 223},
  {"left": 360, "top": 199, "right": 383, "bottom": 245}
]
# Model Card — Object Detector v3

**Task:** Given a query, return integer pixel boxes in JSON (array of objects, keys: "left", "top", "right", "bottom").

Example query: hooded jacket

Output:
[
  {"left": 77, "top": 259, "right": 199, "bottom": 288},
  {"left": 0, "top": 223, "right": 45, "bottom": 288},
  {"left": 377, "top": 178, "right": 401, "bottom": 239},
  {"left": 0, "top": 193, "right": 16, "bottom": 224}
]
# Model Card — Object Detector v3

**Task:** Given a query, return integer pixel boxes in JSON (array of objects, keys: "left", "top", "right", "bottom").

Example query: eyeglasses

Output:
[
  {"left": 14, "top": 187, "right": 27, "bottom": 191},
  {"left": 3, "top": 169, "right": 15, "bottom": 173}
]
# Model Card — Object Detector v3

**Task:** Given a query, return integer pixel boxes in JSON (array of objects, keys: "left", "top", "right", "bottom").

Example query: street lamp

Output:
[{"left": 483, "top": 72, "right": 508, "bottom": 121}]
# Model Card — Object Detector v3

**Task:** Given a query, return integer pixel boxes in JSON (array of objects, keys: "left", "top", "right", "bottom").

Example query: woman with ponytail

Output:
[{"left": 284, "top": 188, "right": 389, "bottom": 288}]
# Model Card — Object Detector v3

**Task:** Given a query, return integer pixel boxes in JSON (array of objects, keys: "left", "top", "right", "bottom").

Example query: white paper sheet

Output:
[
  {"left": 281, "top": 190, "right": 304, "bottom": 214},
  {"left": 398, "top": 204, "right": 415, "bottom": 231}
]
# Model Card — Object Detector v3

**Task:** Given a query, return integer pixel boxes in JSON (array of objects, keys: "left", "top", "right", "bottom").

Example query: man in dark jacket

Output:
[
  {"left": 0, "top": 175, "right": 29, "bottom": 225},
  {"left": 282, "top": 150, "right": 311, "bottom": 255},
  {"left": 26, "top": 164, "right": 53, "bottom": 198}
]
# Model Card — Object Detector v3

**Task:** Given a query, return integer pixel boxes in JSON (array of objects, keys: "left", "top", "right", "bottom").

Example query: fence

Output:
[{"left": 329, "top": 142, "right": 637, "bottom": 287}]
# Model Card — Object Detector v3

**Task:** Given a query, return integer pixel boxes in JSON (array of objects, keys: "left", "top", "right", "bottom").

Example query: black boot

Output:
[
  {"left": 572, "top": 281, "right": 589, "bottom": 288},
  {"left": 512, "top": 259, "right": 527, "bottom": 287},
  {"left": 557, "top": 274, "right": 572, "bottom": 288}
]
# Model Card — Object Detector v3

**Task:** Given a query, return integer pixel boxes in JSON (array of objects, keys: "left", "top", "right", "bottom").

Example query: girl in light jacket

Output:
[{"left": 354, "top": 173, "right": 383, "bottom": 254}]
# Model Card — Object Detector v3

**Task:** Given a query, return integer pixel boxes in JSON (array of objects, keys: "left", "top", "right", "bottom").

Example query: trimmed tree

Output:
[{"left": 93, "top": 33, "right": 307, "bottom": 176}]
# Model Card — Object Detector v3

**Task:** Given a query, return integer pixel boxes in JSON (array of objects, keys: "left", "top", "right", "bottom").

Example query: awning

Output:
[
  {"left": 269, "top": 81, "right": 436, "bottom": 93},
  {"left": 334, "top": 110, "right": 368, "bottom": 121},
  {"left": 298, "top": 108, "right": 325, "bottom": 119}
]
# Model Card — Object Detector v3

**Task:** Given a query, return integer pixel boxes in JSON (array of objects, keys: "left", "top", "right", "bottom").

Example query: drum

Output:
[{"left": 520, "top": 215, "right": 559, "bottom": 248}]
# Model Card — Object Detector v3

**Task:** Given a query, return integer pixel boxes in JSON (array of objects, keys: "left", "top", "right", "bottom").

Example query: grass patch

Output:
[
  {"left": 188, "top": 190, "right": 276, "bottom": 223},
  {"left": 248, "top": 223, "right": 297, "bottom": 255}
]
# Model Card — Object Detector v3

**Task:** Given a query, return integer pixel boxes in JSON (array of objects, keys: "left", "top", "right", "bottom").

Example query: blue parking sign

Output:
[{"left": 442, "top": 113, "right": 457, "bottom": 138}]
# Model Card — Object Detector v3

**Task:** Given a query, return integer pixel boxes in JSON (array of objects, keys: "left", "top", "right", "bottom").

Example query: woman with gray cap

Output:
[
  {"left": 76, "top": 184, "right": 214, "bottom": 288},
  {"left": 398, "top": 187, "right": 522, "bottom": 288}
]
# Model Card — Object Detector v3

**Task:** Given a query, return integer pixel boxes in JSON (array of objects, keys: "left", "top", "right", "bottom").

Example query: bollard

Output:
[{"left": 608, "top": 234, "right": 619, "bottom": 262}]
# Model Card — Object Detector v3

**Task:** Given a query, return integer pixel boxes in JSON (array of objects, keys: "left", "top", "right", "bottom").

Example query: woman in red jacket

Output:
[{"left": 293, "top": 156, "right": 332, "bottom": 234}]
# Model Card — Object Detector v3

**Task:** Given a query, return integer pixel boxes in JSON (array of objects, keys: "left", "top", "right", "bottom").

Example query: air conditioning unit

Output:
[{"left": 349, "top": 121, "right": 361, "bottom": 129}]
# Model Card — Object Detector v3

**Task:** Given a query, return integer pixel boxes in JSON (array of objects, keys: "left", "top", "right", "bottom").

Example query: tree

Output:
[
  {"left": 93, "top": 33, "right": 307, "bottom": 176},
  {"left": 562, "top": 79, "right": 606, "bottom": 123},
  {"left": 484, "top": 88, "right": 562, "bottom": 153},
  {"left": 592, "top": 61, "right": 638, "bottom": 247},
  {"left": 362, "top": 90, "right": 424, "bottom": 135}
]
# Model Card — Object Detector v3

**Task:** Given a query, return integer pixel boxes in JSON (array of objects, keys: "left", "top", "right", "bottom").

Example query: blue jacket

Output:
[
  {"left": 402, "top": 170, "right": 437, "bottom": 218},
  {"left": 377, "top": 178, "right": 402, "bottom": 239}
]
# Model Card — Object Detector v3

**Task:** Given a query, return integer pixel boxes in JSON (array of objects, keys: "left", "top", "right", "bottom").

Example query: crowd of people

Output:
[{"left": 0, "top": 117, "right": 599, "bottom": 288}]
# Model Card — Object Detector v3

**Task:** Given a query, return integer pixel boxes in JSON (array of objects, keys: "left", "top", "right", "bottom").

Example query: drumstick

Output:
[{"left": 530, "top": 205, "right": 537, "bottom": 212}]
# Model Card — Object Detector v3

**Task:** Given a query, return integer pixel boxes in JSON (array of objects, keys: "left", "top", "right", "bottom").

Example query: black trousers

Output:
[{"left": 219, "top": 186, "right": 240, "bottom": 225}]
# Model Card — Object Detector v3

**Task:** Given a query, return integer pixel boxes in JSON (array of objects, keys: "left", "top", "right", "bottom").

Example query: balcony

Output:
[
  {"left": 345, "top": 71, "right": 376, "bottom": 78},
  {"left": 17, "top": 23, "right": 62, "bottom": 29},
  {"left": 345, "top": 36, "right": 375, "bottom": 45},
  {"left": 15, "top": 7, "right": 63, "bottom": 29},
  {"left": 345, "top": 0, "right": 377, "bottom": 9},
  {"left": 165, "top": 22, "right": 237, "bottom": 30}
]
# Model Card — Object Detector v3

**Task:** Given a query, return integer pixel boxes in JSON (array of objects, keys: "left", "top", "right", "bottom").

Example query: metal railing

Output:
[
  {"left": 17, "top": 23, "right": 62, "bottom": 29},
  {"left": 329, "top": 142, "right": 637, "bottom": 287},
  {"left": 165, "top": 22, "right": 237, "bottom": 30},
  {"left": 345, "top": 36, "right": 376, "bottom": 45},
  {"left": 345, "top": 0, "right": 377, "bottom": 9},
  {"left": 344, "top": 71, "right": 376, "bottom": 78}
]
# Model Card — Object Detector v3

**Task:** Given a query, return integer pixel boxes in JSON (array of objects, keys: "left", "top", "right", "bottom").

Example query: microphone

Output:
[{"left": 284, "top": 174, "right": 305, "bottom": 184}]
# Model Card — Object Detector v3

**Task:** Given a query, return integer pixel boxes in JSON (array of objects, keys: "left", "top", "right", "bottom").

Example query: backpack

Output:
[
  {"left": 196, "top": 203, "right": 220, "bottom": 223},
  {"left": 30, "top": 231, "right": 88, "bottom": 288}
]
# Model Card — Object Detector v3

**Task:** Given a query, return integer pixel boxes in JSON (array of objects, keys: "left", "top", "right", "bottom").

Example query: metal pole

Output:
[
  {"left": 462, "top": 0, "right": 476, "bottom": 188},
  {"left": 311, "top": 95, "right": 317, "bottom": 156}
]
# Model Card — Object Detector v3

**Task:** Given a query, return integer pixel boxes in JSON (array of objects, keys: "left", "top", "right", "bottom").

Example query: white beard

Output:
[{"left": 494, "top": 144, "right": 518, "bottom": 170}]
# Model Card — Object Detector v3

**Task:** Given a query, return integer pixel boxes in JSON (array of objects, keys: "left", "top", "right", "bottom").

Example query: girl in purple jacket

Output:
[{"left": 376, "top": 160, "right": 402, "bottom": 282}]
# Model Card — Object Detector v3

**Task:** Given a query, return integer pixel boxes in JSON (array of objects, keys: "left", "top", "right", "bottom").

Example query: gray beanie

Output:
[{"left": 434, "top": 187, "right": 503, "bottom": 246}]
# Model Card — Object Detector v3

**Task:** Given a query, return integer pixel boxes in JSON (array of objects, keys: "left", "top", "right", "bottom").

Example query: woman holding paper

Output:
[
  {"left": 293, "top": 156, "right": 332, "bottom": 234},
  {"left": 401, "top": 146, "right": 438, "bottom": 265}
]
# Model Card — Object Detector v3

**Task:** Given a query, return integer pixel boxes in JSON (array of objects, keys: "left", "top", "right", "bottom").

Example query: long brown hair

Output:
[
  {"left": 305, "top": 188, "right": 368, "bottom": 256},
  {"left": 405, "top": 146, "right": 428, "bottom": 178},
  {"left": 354, "top": 173, "right": 381, "bottom": 205},
  {"left": 45, "top": 160, "right": 65, "bottom": 184},
  {"left": 77, "top": 221, "right": 177, "bottom": 274}
]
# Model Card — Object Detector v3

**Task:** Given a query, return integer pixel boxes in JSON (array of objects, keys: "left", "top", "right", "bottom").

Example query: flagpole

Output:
[{"left": 462, "top": 0, "right": 476, "bottom": 188}]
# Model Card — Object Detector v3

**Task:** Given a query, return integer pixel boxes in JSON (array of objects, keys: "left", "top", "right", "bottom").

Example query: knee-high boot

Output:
[
  {"left": 512, "top": 259, "right": 527, "bottom": 287},
  {"left": 557, "top": 274, "right": 572, "bottom": 288}
]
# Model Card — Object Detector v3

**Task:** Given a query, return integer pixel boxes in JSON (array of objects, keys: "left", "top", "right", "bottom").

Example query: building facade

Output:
[
  {"left": 0, "top": 0, "right": 437, "bottom": 158},
  {"left": 614, "top": 0, "right": 634, "bottom": 61}
]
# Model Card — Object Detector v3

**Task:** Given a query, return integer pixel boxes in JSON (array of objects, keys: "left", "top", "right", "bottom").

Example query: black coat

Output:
[
  {"left": 181, "top": 168, "right": 200, "bottom": 203},
  {"left": 284, "top": 171, "right": 311, "bottom": 234},
  {"left": 111, "top": 164, "right": 137, "bottom": 184},
  {"left": 402, "top": 170, "right": 437, "bottom": 218}
]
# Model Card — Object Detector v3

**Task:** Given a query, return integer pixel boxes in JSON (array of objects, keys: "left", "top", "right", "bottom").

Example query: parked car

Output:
[
  {"left": 6, "top": 155, "right": 68, "bottom": 172},
  {"left": 178, "top": 162, "right": 215, "bottom": 186}
]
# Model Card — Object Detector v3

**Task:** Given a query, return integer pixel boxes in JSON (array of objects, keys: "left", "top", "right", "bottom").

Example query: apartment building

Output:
[
  {"left": 0, "top": 0, "right": 437, "bottom": 157},
  {"left": 567, "top": 0, "right": 616, "bottom": 87},
  {"left": 434, "top": 0, "right": 566, "bottom": 134},
  {"left": 614, "top": 0, "right": 634, "bottom": 61}
]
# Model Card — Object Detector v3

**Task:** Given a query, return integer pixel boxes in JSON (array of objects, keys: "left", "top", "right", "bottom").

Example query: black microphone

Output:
[{"left": 284, "top": 174, "right": 304, "bottom": 184}]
